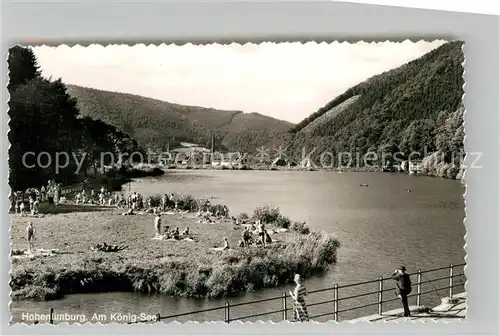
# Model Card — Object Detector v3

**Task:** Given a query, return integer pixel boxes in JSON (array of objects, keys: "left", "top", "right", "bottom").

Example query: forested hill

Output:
[
  {"left": 66, "top": 85, "right": 294, "bottom": 153},
  {"left": 282, "top": 41, "right": 465, "bottom": 179}
]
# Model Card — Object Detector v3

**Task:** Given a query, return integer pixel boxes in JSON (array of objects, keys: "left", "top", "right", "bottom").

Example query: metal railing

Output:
[{"left": 47, "top": 263, "right": 466, "bottom": 324}]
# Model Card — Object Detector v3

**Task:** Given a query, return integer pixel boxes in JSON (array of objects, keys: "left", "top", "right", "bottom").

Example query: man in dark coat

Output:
[{"left": 391, "top": 266, "right": 412, "bottom": 317}]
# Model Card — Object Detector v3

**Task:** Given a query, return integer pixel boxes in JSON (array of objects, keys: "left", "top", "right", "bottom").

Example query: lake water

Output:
[{"left": 11, "top": 170, "right": 466, "bottom": 323}]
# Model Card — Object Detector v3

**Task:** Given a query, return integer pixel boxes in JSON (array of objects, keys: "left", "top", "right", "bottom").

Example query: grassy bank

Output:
[{"left": 10, "top": 203, "right": 340, "bottom": 301}]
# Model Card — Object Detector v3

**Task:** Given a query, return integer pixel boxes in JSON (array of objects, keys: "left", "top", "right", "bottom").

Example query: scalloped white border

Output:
[{"left": 6, "top": 39, "right": 467, "bottom": 326}]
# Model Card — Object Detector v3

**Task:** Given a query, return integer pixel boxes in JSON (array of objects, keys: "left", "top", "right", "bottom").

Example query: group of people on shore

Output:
[
  {"left": 12, "top": 180, "right": 62, "bottom": 216},
  {"left": 238, "top": 220, "right": 273, "bottom": 247},
  {"left": 121, "top": 192, "right": 179, "bottom": 216},
  {"left": 209, "top": 220, "right": 273, "bottom": 251},
  {"left": 196, "top": 200, "right": 230, "bottom": 223},
  {"left": 153, "top": 214, "right": 192, "bottom": 240},
  {"left": 74, "top": 189, "right": 178, "bottom": 213},
  {"left": 74, "top": 187, "right": 115, "bottom": 206}
]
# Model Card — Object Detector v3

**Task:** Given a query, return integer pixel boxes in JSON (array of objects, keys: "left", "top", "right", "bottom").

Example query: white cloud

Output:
[{"left": 32, "top": 40, "right": 446, "bottom": 123}]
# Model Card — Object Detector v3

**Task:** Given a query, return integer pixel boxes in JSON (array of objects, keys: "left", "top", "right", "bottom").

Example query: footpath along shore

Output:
[{"left": 348, "top": 292, "right": 467, "bottom": 322}]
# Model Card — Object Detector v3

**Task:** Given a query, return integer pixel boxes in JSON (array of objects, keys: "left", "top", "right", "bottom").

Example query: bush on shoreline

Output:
[
  {"left": 252, "top": 204, "right": 309, "bottom": 233},
  {"left": 291, "top": 221, "right": 311, "bottom": 235}
]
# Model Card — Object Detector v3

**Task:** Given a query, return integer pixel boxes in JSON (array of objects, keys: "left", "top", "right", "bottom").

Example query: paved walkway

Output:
[{"left": 349, "top": 292, "right": 466, "bottom": 323}]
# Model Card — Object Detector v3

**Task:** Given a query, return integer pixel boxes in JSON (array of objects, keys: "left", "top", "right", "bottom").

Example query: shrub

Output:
[
  {"left": 208, "top": 204, "right": 228, "bottom": 217},
  {"left": 276, "top": 215, "right": 291, "bottom": 229},
  {"left": 237, "top": 212, "right": 249, "bottom": 223},
  {"left": 253, "top": 205, "right": 281, "bottom": 224},
  {"left": 149, "top": 194, "right": 162, "bottom": 207},
  {"left": 291, "top": 221, "right": 310, "bottom": 234},
  {"left": 174, "top": 194, "right": 199, "bottom": 212}
]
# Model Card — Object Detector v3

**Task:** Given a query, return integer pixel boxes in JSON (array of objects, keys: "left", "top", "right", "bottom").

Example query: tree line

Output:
[
  {"left": 8, "top": 46, "right": 142, "bottom": 191},
  {"left": 281, "top": 41, "right": 465, "bottom": 178},
  {"left": 65, "top": 84, "right": 294, "bottom": 155}
]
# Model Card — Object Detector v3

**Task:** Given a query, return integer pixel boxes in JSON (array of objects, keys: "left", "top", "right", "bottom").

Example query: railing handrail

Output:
[
  {"left": 152, "top": 263, "right": 465, "bottom": 323},
  {"left": 47, "top": 262, "right": 466, "bottom": 324},
  {"left": 159, "top": 263, "right": 465, "bottom": 322}
]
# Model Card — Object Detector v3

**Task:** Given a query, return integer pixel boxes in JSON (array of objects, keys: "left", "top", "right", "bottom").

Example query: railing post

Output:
[
  {"left": 49, "top": 308, "right": 54, "bottom": 324},
  {"left": 449, "top": 264, "right": 454, "bottom": 298},
  {"left": 417, "top": 269, "right": 422, "bottom": 306},
  {"left": 224, "top": 302, "right": 230, "bottom": 323},
  {"left": 333, "top": 284, "right": 339, "bottom": 322},
  {"left": 378, "top": 276, "right": 383, "bottom": 315},
  {"left": 281, "top": 292, "right": 288, "bottom": 321}
]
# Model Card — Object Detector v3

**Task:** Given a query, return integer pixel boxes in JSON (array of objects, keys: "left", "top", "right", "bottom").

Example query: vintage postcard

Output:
[{"left": 8, "top": 41, "right": 466, "bottom": 325}]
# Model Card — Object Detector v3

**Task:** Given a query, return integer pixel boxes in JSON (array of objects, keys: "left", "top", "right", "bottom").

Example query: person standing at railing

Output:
[
  {"left": 289, "top": 274, "right": 309, "bottom": 322},
  {"left": 391, "top": 266, "right": 412, "bottom": 317}
]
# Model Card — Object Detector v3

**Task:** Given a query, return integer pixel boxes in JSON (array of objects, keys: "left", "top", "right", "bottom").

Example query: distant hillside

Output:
[
  {"left": 283, "top": 41, "right": 465, "bottom": 179},
  {"left": 66, "top": 85, "right": 293, "bottom": 153}
]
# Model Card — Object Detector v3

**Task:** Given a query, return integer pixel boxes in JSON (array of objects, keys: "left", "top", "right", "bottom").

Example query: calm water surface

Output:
[{"left": 12, "top": 170, "right": 466, "bottom": 323}]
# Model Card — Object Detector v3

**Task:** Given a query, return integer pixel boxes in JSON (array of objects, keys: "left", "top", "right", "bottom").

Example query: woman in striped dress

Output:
[{"left": 289, "top": 274, "right": 309, "bottom": 322}]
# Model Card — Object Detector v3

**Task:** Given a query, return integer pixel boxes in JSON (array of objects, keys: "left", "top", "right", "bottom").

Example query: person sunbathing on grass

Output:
[
  {"left": 92, "top": 242, "right": 128, "bottom": 252},
  {"left": 181, "top": 227, "right": 189, "bottom": 237},
  {"left": 210, "top": 237, "right": 230, "bottom": 251},
  {"left": 172, "top": 227, "right": 181, "bottom": 240},
  {"left": 122, "top": 208, "right": 135, "bottom": 216}
]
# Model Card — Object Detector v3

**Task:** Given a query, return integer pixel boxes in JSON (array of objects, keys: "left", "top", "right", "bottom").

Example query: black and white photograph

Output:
[{"left": 8, "top": 40, "right": 466, "bottom": 324}]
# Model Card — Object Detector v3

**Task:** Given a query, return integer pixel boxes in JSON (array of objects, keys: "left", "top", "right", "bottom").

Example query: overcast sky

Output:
[{"left": 32, "top": 40, "right": 446, "bottom": 123}]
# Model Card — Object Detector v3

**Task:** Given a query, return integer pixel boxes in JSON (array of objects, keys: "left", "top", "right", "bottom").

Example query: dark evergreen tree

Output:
[{"left": 7, "top": 46, "right": 40, "bottom": 93}]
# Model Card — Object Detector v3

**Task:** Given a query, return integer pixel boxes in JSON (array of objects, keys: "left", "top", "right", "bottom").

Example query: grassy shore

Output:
[{"left": 10, "top": 203, "right": 340, "bottom": 301}]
